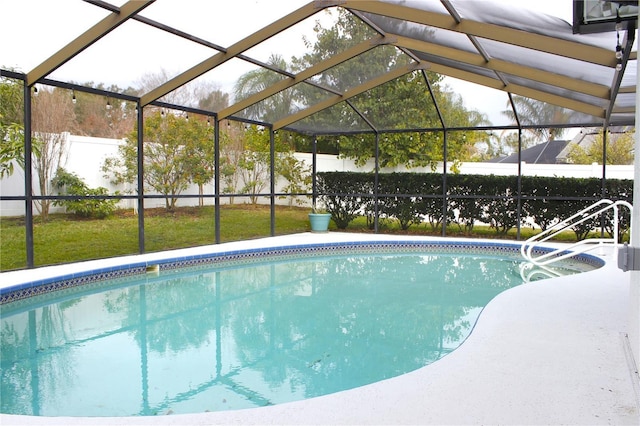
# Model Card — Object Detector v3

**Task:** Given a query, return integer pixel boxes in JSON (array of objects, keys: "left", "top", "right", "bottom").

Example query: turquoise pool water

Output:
[{"left": 0, "top": 244, "right": 599, "bottom": 417}]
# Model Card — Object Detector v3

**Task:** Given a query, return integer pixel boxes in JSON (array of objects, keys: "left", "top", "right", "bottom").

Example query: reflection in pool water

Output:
[{"left": 0, "top": 251, "right": 595, "bottom": 416}]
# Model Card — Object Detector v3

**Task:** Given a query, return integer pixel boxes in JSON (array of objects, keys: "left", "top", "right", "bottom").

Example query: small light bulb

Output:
[
  {"left": 616, "top": 45, "right": 623, "bottom": 59},
  {"left": 616, "top": 60, "right": 623, "bottom": 71}
]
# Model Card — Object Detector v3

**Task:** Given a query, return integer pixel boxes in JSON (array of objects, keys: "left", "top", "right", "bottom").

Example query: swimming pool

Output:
[{"left": 0, "top": 234, "right": 603, "bottom": 418}]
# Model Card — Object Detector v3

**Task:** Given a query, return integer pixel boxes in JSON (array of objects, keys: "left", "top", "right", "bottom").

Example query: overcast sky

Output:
[{"left": 1, "top": 0, "right": 576, "bottom": 127}]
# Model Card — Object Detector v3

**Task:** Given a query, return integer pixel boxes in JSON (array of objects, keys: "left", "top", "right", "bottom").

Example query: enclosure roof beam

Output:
[
  {"left": 85, "top": 0, "right": 228, "bottom": 53},
  {"left": 427, "top": 62, "right": 605, "bottom": 118},
  {"left": 612, "top": 106, "right": 635, "bottom": 114},
  {"left": 273, "top": 62, "right": 429, "bottom": 130},
  {"left": 389, "top": 34, "right": 611, "bottom": 100},
  {"left": 26, "top": 0, "right": 155, "bottom": 86},
  {"left": 140, "top": 2, "right": 327, "bottom": 107},
  {"left": 440, "top": 0, "right": 509, "bottom": 88},
  {"left": 341, "top": 0, "right": 616, "bottom": 68},
  {"left": 346, "top": 99, "right": 378, "bottom": 133},
  {"left": 420, "top": 69, "right": 446, "bottom": 129},
  {"left": 507, "top": 92, "right": 521, "bottom": 128},
  {"left": 85, "top": 0, "right": 316, "bottom": 88},
  {"left": 218, "top": 35, "right": 390, "bottom": 120}
]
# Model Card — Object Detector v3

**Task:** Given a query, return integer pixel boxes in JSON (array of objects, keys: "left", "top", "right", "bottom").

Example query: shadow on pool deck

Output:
[{"left": 2, "top": 233, "right": 639, "bottom": 425}]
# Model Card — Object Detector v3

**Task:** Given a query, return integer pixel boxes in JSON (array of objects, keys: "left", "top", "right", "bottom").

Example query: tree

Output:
[
  {"left": 102, "top": 110, "right": 214, "bottom": 210},
  {"left": 234, "top": 125, "right": 290, "bottom": 205},
  {"left": 566, "top": 130, "right": 635, "bottom": 165},
  {"left": 292, "top": 9, "right": 419, "bottom": 136},
  {"left": 218, "top": 123, "right": 311, "bottom": 206},
  {"left": 294, "top": 8, "right": 390, "bottom": 91},
  {"left": 0, "top": 71, "right": 23, "bottom": 126},
  {"left": 276, "top": 141, "right": 312, "bottom": 207},
  {"left": 0, "top": 73, "right": 27, "bottom": 178},
  {"left": 136, "top": 69, "right": 227, "bottom": 111},
  {"left": 476, "top": 130, "right": 536, "bottom": 161},
  {"left": 198, "top": 89, "right": 229, "bottom": 112},
  {"left": 233, "top": 54, "right": 294, "bottom": 123},
  {"left": 31, "top": 86, "right": 78, "bottom": 220},
  {"left": 136, "top": 69, "right": 188, "bottom": 106},
  {"left": 71, "top": 83, "right": 137, "bottom": 139},
  {"left": 237, "top": 129, "right": 271, "bottom": 205},
  {"left": 219, "top": 121, "right": 244, "bottom": 204},
  {"left": 501, "top": 96, "right": 572, "bottom": 143},
  {"left": 290, "top": 9, "right": 484, "bottom": 169},
  {"left": 0, "top": 123, "right": 34, "bottom": 179},
  {"left": 183, "top": 114, "right": 216, "bottom": 207},
  {"left": 427, "top": 90, "right": 491, "bottom": 168},
  {"left": 315, "top": 81, "right": 489, "bottom": 170},
  {"left": 230, "top": 55, "right": 315, "bottom": 205}
]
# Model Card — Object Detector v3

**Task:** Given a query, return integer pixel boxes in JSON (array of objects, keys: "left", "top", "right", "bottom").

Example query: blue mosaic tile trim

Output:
[
  {"left": 0, "top": 240, "right": 604, "bottom": 306},
  {"left": 1, "top": 264, "right": 147, "bottom": 305}
]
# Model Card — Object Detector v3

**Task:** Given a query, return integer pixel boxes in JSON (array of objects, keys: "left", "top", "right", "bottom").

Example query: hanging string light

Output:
[
  {"left": 615, "top": 13, "right": 623, "bottom": 71},
  {"left": 615, "top": 31, "right": 623, "bottom": 71}
]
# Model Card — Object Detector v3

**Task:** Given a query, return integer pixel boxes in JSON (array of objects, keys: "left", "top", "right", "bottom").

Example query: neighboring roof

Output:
[
  {"left": 2, "top": 0, "right": 637, "bottom": 134},
  {"left": 487, "top": 140, "right": 570, "bottom": 164}
]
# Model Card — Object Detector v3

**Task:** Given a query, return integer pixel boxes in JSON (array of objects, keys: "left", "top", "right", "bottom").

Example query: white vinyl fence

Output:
[{"left": 0, "top": 133, "right": 634, "bottom": 217}]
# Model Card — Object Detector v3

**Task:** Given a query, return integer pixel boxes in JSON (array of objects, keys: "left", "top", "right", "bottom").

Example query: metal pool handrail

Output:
[
  {"left": 518, "top": 262, "right": 572, "bottom": 282},
  {"left": 520, "top": 199, "right": 633, "bottom": 266}
]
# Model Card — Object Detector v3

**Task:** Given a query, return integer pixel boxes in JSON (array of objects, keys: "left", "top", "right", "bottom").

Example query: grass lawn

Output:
[
  {"left": 0, "top": 205, "right": 311, "bottom": 271},
  {"left": 1, "top": 204, "right": 590, "bottom": 271}
]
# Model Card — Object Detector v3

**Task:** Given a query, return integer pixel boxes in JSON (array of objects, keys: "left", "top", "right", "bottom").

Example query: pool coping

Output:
[
  {"left": 1, "top": 233, "right": 639, "bottom": 425},
  {"left": 0, "top": 235, "right": 603, "bottom": 306}
]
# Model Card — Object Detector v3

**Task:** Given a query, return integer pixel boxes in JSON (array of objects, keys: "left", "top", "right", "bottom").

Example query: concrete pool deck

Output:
[{"left": 1, "top": 232, "right": 639, "bottom": 425}]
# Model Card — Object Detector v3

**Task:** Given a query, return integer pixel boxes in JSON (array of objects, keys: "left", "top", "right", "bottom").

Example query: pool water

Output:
[{"left": 0, "top": 251, "right": 593, "bottom": 417}]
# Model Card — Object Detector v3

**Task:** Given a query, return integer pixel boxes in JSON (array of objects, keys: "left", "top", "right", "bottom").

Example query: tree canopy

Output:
[
  {"left": 501, "top": 96, "right": 574, "bottom": 144},
  {"left": 232, "top": 8, "right": 491, "bottom": 169},
  {"left": 103, "top": 110, "right": 214, "bottom": 210},
  {"left": 566, "top": 130, "right": 635, "bottom": 165},
  {"left": 0, "top": 74, "right": 26, "bottom": 178},
  {"left": 234, "top": 54, "right": 294, "bottom": 123}
]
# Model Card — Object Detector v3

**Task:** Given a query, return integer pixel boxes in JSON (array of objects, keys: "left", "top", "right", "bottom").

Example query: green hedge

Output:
[{"left": 317, "top": 171, "right": 633, "bottom": 239}]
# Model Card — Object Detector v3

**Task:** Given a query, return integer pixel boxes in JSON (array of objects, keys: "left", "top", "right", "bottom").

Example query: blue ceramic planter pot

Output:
[{"left": 308, "top": 213, "right": 332, "bottom": 232}]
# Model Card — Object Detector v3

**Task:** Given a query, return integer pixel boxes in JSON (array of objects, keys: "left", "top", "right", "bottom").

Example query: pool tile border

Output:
[{"left": 0, "top": 240, "right": 603, "bottom": 307}]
